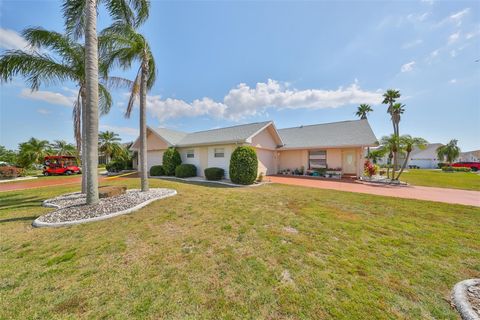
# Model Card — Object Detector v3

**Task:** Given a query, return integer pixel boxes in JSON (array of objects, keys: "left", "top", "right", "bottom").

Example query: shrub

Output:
[
  {"left": 257, "top": 172, "right": 264, "bottom": 182},
  {"left": 204, "top": 167, "right": 224, "bottom": 180},
  {"left": 106, "top": 160, "right": 125, "bottom": 173},
  {"left": 442, "top": 166, "right": 471, "bottom": 172},
  {"left": 229, "top": 146, "right": 258, "bottom": 185},
  {"left": 0, "top": 166, "right": 26, "bottom": 179},
  {"left": 364, "top": 160, "right": 378, "bottom": 177},
  {"left": 437, "top": 163, "right": 448, "bottom": 169},
  {"left": 150, "top": 165, "right": 165, "bottom": 176},
  {"left": 175, "top": 164, "right": 197, "bottom": 178},
  {"left": 162, "top": 148, "right": 182, "bottom": 176}
]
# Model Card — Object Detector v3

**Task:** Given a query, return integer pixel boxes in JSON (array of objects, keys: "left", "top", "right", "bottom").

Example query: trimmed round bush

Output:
[
  {"left": 175, "top": 164, "right": 197, "bottom": 178},
  {"left": 149, "top": 165, "right": 165, "bottom": 176},
  {"left": 229, "top": 146, "right": 258, "bottom": 185},
  {"left": 162, "top": 147, "right": 182, "bottom": 176},
  {"left": 204, "top": 167, "right": 224, "bottom": 181},
  {"left": 106, "top": 160, "right": 125, "bottom": 173}
]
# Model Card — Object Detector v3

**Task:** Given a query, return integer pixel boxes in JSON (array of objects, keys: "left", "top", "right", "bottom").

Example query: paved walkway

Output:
[{"left": 269, "top": 176, "right": 480, "bottom": 207}]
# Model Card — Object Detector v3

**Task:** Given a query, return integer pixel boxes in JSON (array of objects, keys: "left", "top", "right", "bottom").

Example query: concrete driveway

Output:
[{"left": 268, "top": 176, "right": 480, "bottom": 207}]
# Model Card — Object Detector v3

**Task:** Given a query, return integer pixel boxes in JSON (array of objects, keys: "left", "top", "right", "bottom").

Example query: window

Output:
[
  {"left": 186, "top": 149, "right": 194, "bottom": 158},
  {"left": 214, "top": 148, "right": 224, "bottom": 158},
  {"left": 309, "top": 150, "right": 327, "bottom": 169}
]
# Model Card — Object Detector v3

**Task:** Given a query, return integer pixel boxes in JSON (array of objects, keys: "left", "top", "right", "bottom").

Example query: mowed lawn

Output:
[
  {"left": 400, "top": 169, "right": 480, "bottom": 191},
  {"left": 0, "top": 178, "right": 479, "bottom": 319}
]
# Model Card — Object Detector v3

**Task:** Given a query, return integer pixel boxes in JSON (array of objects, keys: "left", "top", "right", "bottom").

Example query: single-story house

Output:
[
  {"left": 408, "top": 143, "right": 443, "bottom": 169},
  {"left": 458, "top": 150, "right": 480, "bottom": 162},
  {"left": 130, "top": 119, "right": 378, "bottom": 178}
]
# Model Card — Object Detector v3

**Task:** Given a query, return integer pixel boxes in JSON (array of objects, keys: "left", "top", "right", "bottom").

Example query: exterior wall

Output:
[
  {"left": 146, "top": 150, "right": 164, "bottom": 171},
  {"left": 207, "top": 144, "right": 235, "bottom": 179},
  {"left": 256, "top": 148, "right": 275, "bottom": 176},
  {"left": 147, "top": 132, "right": 169, "bottom": 151},
  {"left": 327, "top": 149, "right": 342, "bottom": 169},
  {"left": 278, "top": 150, "right": 308, "bottom": 171},
  {"left": 251, "top": 127, "right": 278, "bottom": 149}
]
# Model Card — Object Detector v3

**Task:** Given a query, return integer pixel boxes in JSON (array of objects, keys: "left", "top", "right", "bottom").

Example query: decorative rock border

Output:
[
  {"left": 452, "top": 279, "right": 480, "bottom": 320},
  {"left": 32, "top": 188, "right": 177, "bottom": 228}
]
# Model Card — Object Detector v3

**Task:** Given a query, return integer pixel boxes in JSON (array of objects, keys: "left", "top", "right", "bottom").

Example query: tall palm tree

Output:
[
  {"left": 98, "top": 131, "right": 122, "bottom": 163},
  {"left": 0, "top": 28, "right": 113, "bottom": 194},
  {"left": 382, "top": 89, "right": 402, "bottom": 171},
  {"left": 17, "top": 138, "right": 51, "bottom": 168},
  {"left": 437, "top": 140, "right": 461, "bottom": 164},
  {"left": 101, "top": 23, "right": 156, "bottom": 192},
  {"left": 355, "top": 104, "right": 373, "bottom": 119},
  {"left": 379, "top": 134, "right": 400, "bottom": 180},
  {"left": 391, "top": 103, "right": 405, "bottom": 136},
  {"left": 396, "top": 135, "right": 428, "bottom": 180},
  {"left": 62, "top": 0, "right": 150, "bottom": 203},
  {"left": 52, "top": 140, "right": 77, "bottom": 156}
]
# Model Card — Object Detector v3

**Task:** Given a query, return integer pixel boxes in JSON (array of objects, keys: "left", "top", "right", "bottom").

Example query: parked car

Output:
[
  {"left": 452, "top": 162, "right": 480, "bottom": 172},
  {"left": 43, "top": 155, "right": 82, "bottom": 176}
]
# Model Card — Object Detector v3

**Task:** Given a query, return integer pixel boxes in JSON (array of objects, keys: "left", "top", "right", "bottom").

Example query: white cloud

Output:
[
  {"left": 400, "top": 61, "right": 416, "bottom": 72},
  {"left": 0, "top": 28, "right": 29, "bottom": 50},
  {"left": 100, "top": 125, "right": 138, "bottom": 137},
  {"left": 406, "top": 12, "right": 430, "bottom": 23},
  {"left": 448, "top": 31, "right": 460, "bottom": 44},
  {"left": 449, "top": 8, "right": 470, "bottom": 26},
  {"left": 37, "top": 108, "right": 51, "bottom": 115},
  {"left": 20, "top": 88, "right": 76, "bottom": 107},
  {"left": 402, "top": 39, "right": 423, "bottom": 49},
  {"left": 449, "top": 79, "right": 457, "bottom": 84},
  {"left": 144, "top": 79, "right": 382, "bottom": 122}
]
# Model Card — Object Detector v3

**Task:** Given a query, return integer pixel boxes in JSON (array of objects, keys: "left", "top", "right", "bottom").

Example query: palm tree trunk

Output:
[
  {"left": 81, "top": 92, "right": 87, "bottom": 194},
  {"left": 84, "top": 0, "right": 99, "bottom": 204},
  {"left": 395, "top": 151, "right": 410, "bottom": 180},
  {"left": 139, "top": 64, "right": 149, "bottom": 192}
]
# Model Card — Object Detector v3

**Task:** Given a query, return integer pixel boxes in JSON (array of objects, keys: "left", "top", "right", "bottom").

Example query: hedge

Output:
[
  {"left": 0, "top": 166, "right": 26, "bottom": 179},
  {"left": 442, "top": 166, "right": 471, "bottom": 172},
  {"left": 150, "top": 165, "right": 165, "bottom": 176},
  {"left": 162, "top": 148, "right": 182, "bottom": 176},
  {"left": 175, "top": 164, "right": 197, "bottom": 178},
  {"left": 229, "top": 146, "right": 258, "bottom": 185},
  {"left": 204, "top": 167, "right": 224, "bottom": 181}
]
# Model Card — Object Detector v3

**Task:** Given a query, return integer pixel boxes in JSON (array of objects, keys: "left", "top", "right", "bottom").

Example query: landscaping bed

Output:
[{"left": 33, "top": 188, "right": 176, "bottom": 227}]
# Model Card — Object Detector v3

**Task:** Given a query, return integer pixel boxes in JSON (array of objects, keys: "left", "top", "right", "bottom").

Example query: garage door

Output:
[
  {"left": 147, "top": 150, "right": 163, "bottom": 171},
  {"left": 256, "top": 149, "right": 275, "bottom": 176}
]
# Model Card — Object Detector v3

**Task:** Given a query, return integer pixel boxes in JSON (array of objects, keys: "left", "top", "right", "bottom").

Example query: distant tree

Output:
[
  {"left": 367, "top": 148, "right": 387, "bottom": 164},
  {"left": 0, "top": 146, "right": 18, "bottom": 165},
  {"left": 437, "top": 140, "right": 460, "bottom": 164},
  {"left": 396, "top": 135, "right": 428, "bottom": 180},
  {"left": 355, "top": 104, "right": 373, "bottom": 119},
  {"left": 52, "top": 140, "right": 77, "bottom": 156},
  {"left": 98, "top": 131, "right": 122, "bottom": 163},
  {"left": 17, "top": 138, "right": 51, "bottom": 168}
]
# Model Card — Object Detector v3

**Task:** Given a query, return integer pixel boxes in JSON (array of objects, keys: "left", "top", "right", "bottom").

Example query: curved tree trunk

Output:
[
  {"left": 85, "top": 0, "right": 99, "bottom": 204},
  {"left": 139, "top": 63, "right": 149, "bottom": 192},
  {"left": 81, "top": 91, "right": 87, "bottom": 194},
  {"left": 396, "top": 151, "right": 410, "bottom": 180}
]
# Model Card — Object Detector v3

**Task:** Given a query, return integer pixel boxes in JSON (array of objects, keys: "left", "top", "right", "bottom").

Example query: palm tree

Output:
[
  {"left": 391, "top": 103, "right": 405, "bottom": 136},
  {"left": 379, "top": 134, "right": 400, "bottom": 180},
  {"left": 101, "top": 23, "right": 156, "bottom": 192},
  {"left": 396, "top": 135, "right": 428, "bottom": 180},
  {"left": 437, "top": 140, "right": 461, "bottom": 165},
  {"left": 355, "top": 104, "right": 373, "bottom": 119},
  {"left": 382, "top": 89, "right": 402, "bottom": 171},
  {"left": 62, "top": 0, "right": 150, "bottom": 204},
  {"left": 52, "top": 140, "right": 77, "bottom": 156},
  {"left": 17, "top": 138, "right": 51, "bottom": 168},
  {"left": 98, "top": 131, "right": 122, "bottom": 163},
  {"left": 0, "top": 28, "right": 113, "bottom": 194},
  {"left": 367, "top": 148, "right": 387, "bottom": 164}
]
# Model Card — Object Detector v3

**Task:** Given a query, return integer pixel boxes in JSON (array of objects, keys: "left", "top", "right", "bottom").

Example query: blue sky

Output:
[{"left": 1, "top": 0, "right": 479, "bottom": 151}]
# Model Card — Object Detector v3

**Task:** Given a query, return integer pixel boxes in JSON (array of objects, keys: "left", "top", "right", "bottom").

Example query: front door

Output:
[{"left": 342, "top": 149, "right": 357, "bottom": 174}]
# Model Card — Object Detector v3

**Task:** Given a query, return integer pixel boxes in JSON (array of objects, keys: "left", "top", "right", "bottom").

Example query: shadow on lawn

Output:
[
  {"left": 0, "top": 215, "right": 39, "bottom": 224},
  {"left": 0, "top": 193, "right": 44, "bottom": 211}
]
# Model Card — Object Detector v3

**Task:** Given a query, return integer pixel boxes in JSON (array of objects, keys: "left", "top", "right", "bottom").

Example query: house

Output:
[
  {"left": 130, "top": 119, "right": 378, "bottom": 178},
  {"left": 408, "top": 143, "right": 443, "bottom": 169},
  {"left": 458, "top": 150, "right": 480, "bottom": 162}
]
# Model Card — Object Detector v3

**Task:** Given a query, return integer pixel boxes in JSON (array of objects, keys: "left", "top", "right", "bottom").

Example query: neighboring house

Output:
[
  {"left": 458, "top": 150, "right": 480, "bottom": 162},
  {"left": 408, "top": 143, "right": 443, "bottom": 169},
  {"left": 130, "top": 119, "right": 377, "bottom": 178}
]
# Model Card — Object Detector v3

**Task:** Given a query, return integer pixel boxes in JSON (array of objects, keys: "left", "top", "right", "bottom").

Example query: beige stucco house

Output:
[{"left": 130, "top": 119, "right": 378, "bottom": 178}]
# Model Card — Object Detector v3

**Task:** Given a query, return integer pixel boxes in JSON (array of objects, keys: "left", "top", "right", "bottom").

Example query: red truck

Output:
[
  {"left": 452, "top": 162, "right": 480, "bottom": 172},
  {"left": 43, "top": 155, "right": 82, "bottom": 176}
]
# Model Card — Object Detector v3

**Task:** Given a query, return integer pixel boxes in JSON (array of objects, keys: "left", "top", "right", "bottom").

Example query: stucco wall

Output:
[
  {"left": 251, "top": 127, "right": 278, "bottom": 150},
  {"left": 278, "top": 150, "right": 308, "bottom": 171},
  {"left": 326, "top": 149, "right": 342, "bottom": 169},
  {"left": 207, "top": 144, "right": 235, "bottom": 179},
  {"left": 147, "top": 132, "right": 168, "bottom": 151},
  {"left": 256, "top": 148, "right": 275, "bottom": 176}
]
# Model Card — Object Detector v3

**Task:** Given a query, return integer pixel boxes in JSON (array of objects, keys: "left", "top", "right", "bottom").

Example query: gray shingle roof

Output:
[
  {"left": 278, "top": 119, "right": 377, "bottom": 149},
  {"left": 151, "top": 121, "right": 273, "bottom": 147}
]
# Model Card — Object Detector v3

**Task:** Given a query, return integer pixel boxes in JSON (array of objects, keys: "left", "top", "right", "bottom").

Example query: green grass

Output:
[
  {"left": 0, "top": 178, "right": 479, "bottom": 319},
  {"left": 400, "top": 169, "right": 480, "bottom": 191}
]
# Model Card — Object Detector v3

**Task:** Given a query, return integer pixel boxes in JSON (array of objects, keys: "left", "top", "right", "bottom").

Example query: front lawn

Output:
[
  {"left": 0, "top": 178, "right": 479, "bottom": 319},
  {"left": 400, "top": 169, "right": 480, "bottom": 191}
]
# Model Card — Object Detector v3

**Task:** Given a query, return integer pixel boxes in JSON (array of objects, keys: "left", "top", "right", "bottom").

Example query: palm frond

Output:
[
  {"left": 72, "top": 88, "right": 82, "bottom": 151},
  {"left": 125, "top": 67, "right": 142, "bottom": 118},
  {"left": 98, "top": 83, "right": 113, "bottom": 116},
  {"left": 62, "top": 0, "right": 86, "bottom": 40}
]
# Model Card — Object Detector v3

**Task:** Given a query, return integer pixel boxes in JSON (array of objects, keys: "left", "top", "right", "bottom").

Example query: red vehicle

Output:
[
  {"left": 43, "top": 156, "right": 82, "bottom": 176},
  {"left": 452, "top": 162, "right": 480, "bottom": 172}
]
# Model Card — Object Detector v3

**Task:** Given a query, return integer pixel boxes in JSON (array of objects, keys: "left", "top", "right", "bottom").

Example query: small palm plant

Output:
[
  {"left": 379, "top": 134, "right": 400, "bottom": 180},
  {"left": 355, "top": 104, "right": 373, "bottom": 119},
  {"left": 98, "top": 131, "right": 123, "bottom": 163},
  {"left": 100, "top": 23, "right": 156, "bottom": 192},
  {"left": 17, "top": 138, "right": 51, "bottom": 168},
  {"left": 437, "top": 140, "right": 460, "bottom": 165},
  {"left": 395, "top": 135, "right": 428, "bottom": 180}
]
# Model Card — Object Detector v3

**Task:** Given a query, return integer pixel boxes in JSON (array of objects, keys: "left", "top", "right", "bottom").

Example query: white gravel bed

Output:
[
  {"left": 33, "top": 188, "right": 176, "bottom": 228},
  {"left": 452, "top": 279, "right": 480, "bottom": 320}
]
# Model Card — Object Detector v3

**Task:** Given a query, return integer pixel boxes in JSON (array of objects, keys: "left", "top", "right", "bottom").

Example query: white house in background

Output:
[
  {"left": 458, "top": 150, "right": 480, "bottom": 162},
  {"left": 130, "top": 119, "right": 378, "bottom": 178},
  {"left": 408, "top": 143, "right": 443, "bottom": 169}
]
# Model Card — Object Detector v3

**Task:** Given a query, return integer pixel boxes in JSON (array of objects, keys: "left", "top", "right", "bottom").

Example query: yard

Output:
[
  {"left": 400, "top": 169, "right": 480, "bottom": 191},
  {"left": 1, "top": 178, "right": 479, "bottom": 319}
]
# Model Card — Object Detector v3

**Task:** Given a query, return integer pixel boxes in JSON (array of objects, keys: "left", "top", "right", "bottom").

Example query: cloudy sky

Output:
[{"left": 0, "top": 0, "right": 479, "bottom": 150}]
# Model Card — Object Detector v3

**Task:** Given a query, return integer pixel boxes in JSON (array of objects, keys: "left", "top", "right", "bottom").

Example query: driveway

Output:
[{"left": 269, "top": 176, "right": 480, "bottom": 207}]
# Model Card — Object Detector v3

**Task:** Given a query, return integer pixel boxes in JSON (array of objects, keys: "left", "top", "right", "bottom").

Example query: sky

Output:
[{"left": 0, "top": 0, "right": 479, "bottom": 151}]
